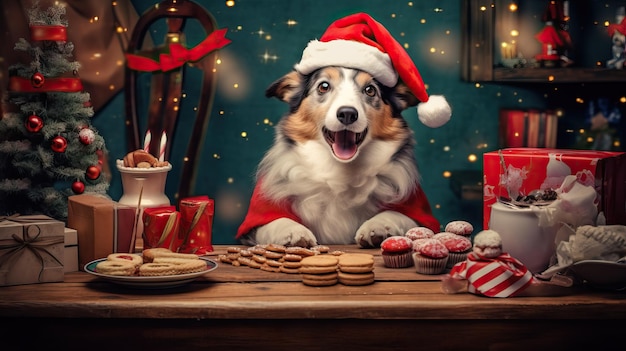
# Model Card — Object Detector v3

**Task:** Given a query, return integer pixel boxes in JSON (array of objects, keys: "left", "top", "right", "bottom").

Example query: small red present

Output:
[
  {"left": 142, "top": 206, "right": 181, "bottom": 251},
  {"left": 178, "top": 196, "right": 214, "bottom": 255},
  {"left": 483, "top": 148, "right": 626, "bottom": 229}
]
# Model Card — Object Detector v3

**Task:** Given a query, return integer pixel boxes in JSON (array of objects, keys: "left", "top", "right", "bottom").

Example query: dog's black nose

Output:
[{"left": 337, "top": 106, "right": 358, "bottom": 125}]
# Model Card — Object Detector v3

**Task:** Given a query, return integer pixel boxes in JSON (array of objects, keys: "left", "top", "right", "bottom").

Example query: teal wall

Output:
[{"left": 92, "top": 0, "right": 601, "bottom": 244}]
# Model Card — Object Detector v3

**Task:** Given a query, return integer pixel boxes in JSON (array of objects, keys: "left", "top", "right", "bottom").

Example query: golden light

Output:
[
  {"left": 548, "top": 75, "right": 555, "bottom": 81},
  {"left": 240, "top": 131, "right": 248, "bottom": 138},
  {"left": 420, "top": 19, "right": 426, "bottom": 24},
  {"left": 429, "top": 47, "right": 436, "bottom": 53},
  {"left": 468, "top": 154, "right": 478, "bottom": 162},
  {"left": 510, "top": 30, "right": 519, "bottom": 37},
  {"left": 225, "top": 0, "right": 235, "bottom": 7},
  {"left": 443, "top": 171, "right": 451, "bottom": 178},
  {"left": 586, "top": 137, "right": 594, "bottom": 143},
  {"left": 480, "top": 6, "right": 487, "bottom": 11},
  {"left": 509, "top": 3, "right": 518, "bottom": 11},
  {"left": 620, "top": 96, "right": 626, "bottom": 103},
  {"left": 576, "top": 97, "right": 585, "bottom": 104}
]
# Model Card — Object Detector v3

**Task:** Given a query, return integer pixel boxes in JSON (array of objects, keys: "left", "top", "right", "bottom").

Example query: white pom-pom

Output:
[{"left": 417, "top": 95, "right": 451, "bottom": 128}]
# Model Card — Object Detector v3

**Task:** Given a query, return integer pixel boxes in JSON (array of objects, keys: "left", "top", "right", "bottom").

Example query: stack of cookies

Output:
[
  {"left": 299, "top": 255, "right": 340, "bottom": 286},
  {"left": 337, "top": 253, "right": 375, "bottom": 286}
]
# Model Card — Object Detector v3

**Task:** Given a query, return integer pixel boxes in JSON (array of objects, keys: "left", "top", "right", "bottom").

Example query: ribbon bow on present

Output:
[
  {"left": 125, "top": 28, "right": 231, "bottom": 72},
  {"left": 449, "top": 252, "right": 535, "bottom": 298}
]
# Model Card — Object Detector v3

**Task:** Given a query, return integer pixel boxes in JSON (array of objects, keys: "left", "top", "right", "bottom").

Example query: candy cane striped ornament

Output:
[{"left": 449, "top": 253, "right": 535, "bottom": 298}]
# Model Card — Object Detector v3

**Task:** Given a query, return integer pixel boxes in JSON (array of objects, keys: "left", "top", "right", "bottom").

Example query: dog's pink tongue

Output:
[{"left": 332, "top": 130, "right": 358, "bottom": 160}]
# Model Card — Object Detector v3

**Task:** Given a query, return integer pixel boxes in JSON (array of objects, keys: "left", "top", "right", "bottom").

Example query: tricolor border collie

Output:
[{"left": 236, "top": 13, "right": 450, "bottom": 248}]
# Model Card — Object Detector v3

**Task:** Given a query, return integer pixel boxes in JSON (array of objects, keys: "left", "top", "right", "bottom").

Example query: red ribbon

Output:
[
  {"left": 30, "top": 25, "right": 67, "bottom": 42},
  {"left": 125, "top": 28, "right": 231, "bottom": 72},
  {"left": 8, "top": 77, "right": 83, "bottom": 93}
]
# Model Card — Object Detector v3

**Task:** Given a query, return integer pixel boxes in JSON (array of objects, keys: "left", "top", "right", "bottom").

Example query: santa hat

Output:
[{"left": 294, "top": 13, "right": 451, "bottom": 128}]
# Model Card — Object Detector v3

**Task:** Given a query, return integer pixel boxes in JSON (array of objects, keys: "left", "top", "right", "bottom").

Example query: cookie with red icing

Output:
[
  {"left": 405, "top": 226, "right": 435, "bottom": 241},
  {"left": 444, "top": 220, "right": 474, "bottom": 236},
  {"left": 433, "top": 232, "right": 472, "bottom": 268},
  {"left": 380, "top": 236, "right": 414, "bottom": 268},
  {"left": 412, "top": 238, "right": 449, "bottom": 274}
]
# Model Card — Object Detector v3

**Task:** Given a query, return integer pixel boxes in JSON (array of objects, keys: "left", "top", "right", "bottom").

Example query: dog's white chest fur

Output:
[{"left": 259, "top": 137, "right": 415, "bottom": 244}]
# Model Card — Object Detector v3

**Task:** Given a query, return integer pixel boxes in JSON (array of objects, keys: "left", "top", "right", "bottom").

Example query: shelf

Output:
[
  {"left": 493, "top": 67, "right": 626, "bottom": 83},
  {"left": 462, "top": 0, "right": 626, "bottom": 83}
]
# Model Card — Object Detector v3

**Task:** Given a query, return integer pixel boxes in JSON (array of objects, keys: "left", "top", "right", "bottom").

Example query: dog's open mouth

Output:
[{"left": 323, "top": 127, "right": 367, "bottom": 161}]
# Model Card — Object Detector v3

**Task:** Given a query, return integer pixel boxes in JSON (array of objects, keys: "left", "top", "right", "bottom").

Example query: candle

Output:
[
  {"left": 159, "top": 131, "right": 167, "bottom": 162},
  {"left": 143, "top": 130, "right": 151, "bottom": 152}
]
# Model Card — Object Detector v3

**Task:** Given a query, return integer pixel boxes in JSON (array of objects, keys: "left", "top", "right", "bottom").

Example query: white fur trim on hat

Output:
[
  {"left": 417, "top": 95, "right": 452, "bottom": 128},
  {"left": 294, "top": 39, "right": 398, "bottom": 87}
]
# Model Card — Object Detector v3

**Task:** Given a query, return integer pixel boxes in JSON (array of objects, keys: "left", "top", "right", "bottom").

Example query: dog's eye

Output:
[
  {"left": 317, "top": 81, "right": 330, "bottom": 94},
  {"left": 364, "top": 85, "right": 377, "bottom": 97}
]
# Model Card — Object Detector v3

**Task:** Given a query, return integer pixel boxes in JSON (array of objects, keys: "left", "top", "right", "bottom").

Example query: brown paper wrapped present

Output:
[{"left": 0, "top": 214, "right": 65, "bottom": 286}]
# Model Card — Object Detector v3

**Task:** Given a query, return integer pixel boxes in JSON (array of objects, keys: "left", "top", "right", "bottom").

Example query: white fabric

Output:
[{"left": 294, "top": 39, "right": 398, "bottom": 87}]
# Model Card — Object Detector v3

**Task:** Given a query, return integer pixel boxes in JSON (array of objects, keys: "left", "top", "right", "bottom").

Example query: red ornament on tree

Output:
[
  {"left": 25, "top": 114, "right": 44, "bottom": 132},
  {"left": 51, "top": 136, "right": 68, "bottom": 153},
  {"left": 86, "top": 165, "right": 100, "bottom": 180},
  {"left": 79, "top": 128, "right": 95, "bottom": 145},
  {"left": 71, "top": 181, "right": 85, "bottom": 194},
  {"left": 31, "top": 72, "right": 45, "bottom": 88}
]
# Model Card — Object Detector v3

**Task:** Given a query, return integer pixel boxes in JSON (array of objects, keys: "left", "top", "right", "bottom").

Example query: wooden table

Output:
[{"left": 1, "top": 245, "right": 625, "bottom": 350}]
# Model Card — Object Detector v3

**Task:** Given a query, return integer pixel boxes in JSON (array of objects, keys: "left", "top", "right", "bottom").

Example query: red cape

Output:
[{"left": 236, "top": 180, "right": 440, "bottom": 239}]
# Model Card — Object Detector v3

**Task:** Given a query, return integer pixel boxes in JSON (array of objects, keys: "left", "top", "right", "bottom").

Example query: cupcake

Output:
[
  {"left": 412, "top": 238, "right": 449, "bottom": 274},
  {"left": 444, "top": 220, "right": 474, "bottom": 237},
  {"left": 472, "top": 229, "right": 503, "bottom": 258},
  {"left": 404, "top": 226, "right": 435, "bottom": 241},
  {"left": 380, "top": 236, "right": 414, "bottom": 268},
  {"left": 433, "top": 232, "right": 472, "bottom": 268}
]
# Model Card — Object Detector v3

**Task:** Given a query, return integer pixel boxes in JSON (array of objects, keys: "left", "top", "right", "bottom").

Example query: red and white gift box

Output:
[
  {"left": 0, "top": 215, "right": 65, "bottom": 286},
  {"left": 483, "top": 148, "right": 626, "bottom": 229}
]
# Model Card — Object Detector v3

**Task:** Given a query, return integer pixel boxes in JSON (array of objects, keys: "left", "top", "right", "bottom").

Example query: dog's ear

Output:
[
  {"left": 265, "top": 71, "right": 303, "bottom": 102},
  {"left": 390, "top": 82, "right": 419, "bottom": 111}
]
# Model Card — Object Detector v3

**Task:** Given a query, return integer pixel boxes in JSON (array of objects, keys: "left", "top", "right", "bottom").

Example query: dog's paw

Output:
[
  {"left": 355, "top": 211, "right": 417, "bottom": 248},
  {"left": 255, "top": 218, "right": 318, "bottom": 247}
]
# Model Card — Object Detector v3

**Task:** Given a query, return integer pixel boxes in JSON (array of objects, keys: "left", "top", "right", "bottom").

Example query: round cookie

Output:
[
  {"left": 338, "top": 271, "right": 375, "bottom": 286},
  {"left": 106, "top": 253, "right": 143, "bottom": 268},
  {"left": 337, "top": 253, "right": 375, "bottom": 273},
  {"left": 302, "top": 272, "right": 338, "bottom": 286},
  {"left": 299, "top": 255, "right": 339, "bottom": 274},
  {"left": 96, "top": 260, "right": 137, "bottom": 276}
]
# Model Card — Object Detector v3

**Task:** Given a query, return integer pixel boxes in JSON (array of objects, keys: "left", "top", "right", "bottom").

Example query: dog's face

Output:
[{"left": 266, "top": 67, "right": 418, "bottom": 162}]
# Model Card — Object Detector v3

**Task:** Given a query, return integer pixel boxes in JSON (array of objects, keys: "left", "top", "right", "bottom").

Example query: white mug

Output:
[{"left": 488, "top": 201, "right": 560, "bottom": 274}]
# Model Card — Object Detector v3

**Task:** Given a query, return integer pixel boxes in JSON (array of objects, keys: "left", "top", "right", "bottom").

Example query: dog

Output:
[{"left": 236, "top": 66, "right": 440, "bottom": 248}]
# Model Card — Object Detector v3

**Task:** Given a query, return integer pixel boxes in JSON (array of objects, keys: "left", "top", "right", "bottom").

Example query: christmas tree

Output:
[{"left": 0, "top": 2, "right": 109, "bottom": 221}]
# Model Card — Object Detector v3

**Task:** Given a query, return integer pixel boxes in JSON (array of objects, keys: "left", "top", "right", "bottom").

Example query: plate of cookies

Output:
[{"left": 84, "top": 248, "right": 218, "bottom": 288}]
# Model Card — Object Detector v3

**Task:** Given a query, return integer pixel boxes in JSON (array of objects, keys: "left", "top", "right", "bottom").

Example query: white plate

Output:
[
  {"left": 569, "top": 260, "right": 626, "bottom": 288},
  {"left": 84, "top": 257, "right": 218, "bottom": 288}
]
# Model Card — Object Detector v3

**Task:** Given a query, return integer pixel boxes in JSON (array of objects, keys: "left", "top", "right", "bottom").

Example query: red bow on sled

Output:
[{"left": 125, "top": 28, "right": 231, "bottom": 72}]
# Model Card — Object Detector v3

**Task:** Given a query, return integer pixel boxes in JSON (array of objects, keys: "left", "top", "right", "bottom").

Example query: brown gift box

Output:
[
  {"left": 0, "top": 215, "right": 65, "bottom": 286},
  {"left": 67, "top": 195, "right": 116, "bottom": 269}
]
